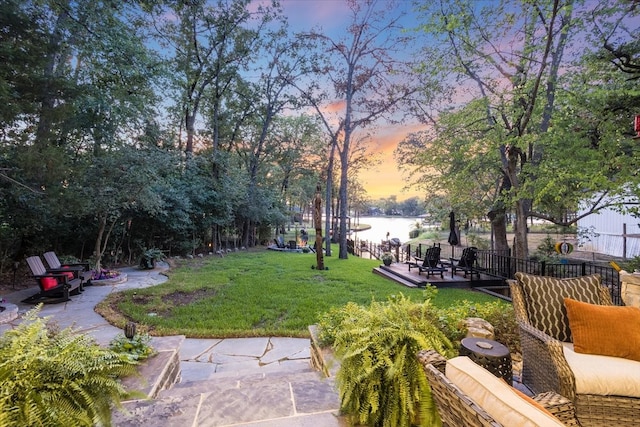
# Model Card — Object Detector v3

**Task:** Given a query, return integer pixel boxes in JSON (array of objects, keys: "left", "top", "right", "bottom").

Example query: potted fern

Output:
[
  {"left": 320, "top": 293, "right": 454, "bottom": 427},
  {"left": 381, "top": 252, "right": 394, "bottom": 266},
  {"left": 140, "top": 248, "right": 165, "bottom": 270},
  {"left": 0, "top": 307, "right": 138, "bottom": 426}
]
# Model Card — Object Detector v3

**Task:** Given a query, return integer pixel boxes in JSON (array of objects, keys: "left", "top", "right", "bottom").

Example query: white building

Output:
[{"left": 577, "top": 207, "right": 640, "bottom": 259}]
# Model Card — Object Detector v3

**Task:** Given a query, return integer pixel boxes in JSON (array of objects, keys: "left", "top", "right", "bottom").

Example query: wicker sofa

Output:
[
  {"left": 418, "top": 349, "right": 580, "bottom": 427},
  {"left": 509, "top": 273, "right": 640, "bottom": 427}
]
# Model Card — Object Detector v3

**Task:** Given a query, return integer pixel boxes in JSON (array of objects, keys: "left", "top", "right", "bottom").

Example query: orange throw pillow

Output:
[
  {"left": 564, "top": 298, "right": 640, "bottom": 361},
  {"left": 501, "top": 378, "right": 554, "bottom": 417}
]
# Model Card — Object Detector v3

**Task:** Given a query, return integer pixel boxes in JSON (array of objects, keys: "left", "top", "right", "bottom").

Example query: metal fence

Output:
[{"left": 351, "top": 239, "right": 622, "bottom": 305}]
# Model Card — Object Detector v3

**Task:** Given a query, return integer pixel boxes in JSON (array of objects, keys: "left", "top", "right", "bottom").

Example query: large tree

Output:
[
  {"left": 0, "top": 0, "right": 160, "bottom": 265},
  {"left": 412, "top": 0, "right": 579, "bottom": 258},
  {"left": 406, "top": 0, "right": 640, "bottom": 258},
  {"left": 149, "top": 0, "right": 275, "bottom": 155},
  {"left": 303, "top": 0, "right": 417, "bottom": 259}
]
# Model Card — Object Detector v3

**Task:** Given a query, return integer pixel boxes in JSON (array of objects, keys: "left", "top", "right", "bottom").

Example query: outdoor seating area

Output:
[
  {"left": 267, "top": 236, "right": 317, "bottom": 253},
  {"left": 24, "top": 255, "right": 86, "bottom": 303},
  {"left": 407, "top": 270, "right": 640, "bottom": 427},
  {"left": 419, "top": 349, "right": 580, "bottom": 427},
  {"left": 508, "top": 272, "right": 640, "bottom": 427}
]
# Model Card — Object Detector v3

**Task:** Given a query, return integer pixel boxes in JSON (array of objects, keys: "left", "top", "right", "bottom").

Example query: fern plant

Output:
[
  {"left": 0, "top": 306, "right": 138, "bottom": 427},
  {"left": 328, "top": 293, "right": 454, "bottom": 427}
]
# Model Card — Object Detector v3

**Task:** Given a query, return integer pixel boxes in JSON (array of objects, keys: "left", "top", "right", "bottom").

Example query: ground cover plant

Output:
[
  {"left": 0, "top": 307, "right": 137, "bottom": 427},
  {"left": 96, "top": 248, "right": 503, "bottom": 338}
]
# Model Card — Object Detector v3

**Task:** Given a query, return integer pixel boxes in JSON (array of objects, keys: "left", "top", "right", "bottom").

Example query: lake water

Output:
[{"left": 351, "top": 216, "right": 423, "bottom": 244}]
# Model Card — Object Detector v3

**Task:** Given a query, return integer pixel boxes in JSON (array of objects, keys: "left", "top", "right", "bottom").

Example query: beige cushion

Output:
[
  {"left": 562, "top": 343, "right": 640, "bottom": 398},
  {"left": 446, "top": 356, "right": 565, "bottom": 427},
  {"left": 515, "top": 272, "right": 602, "bottom": 341},
  {"left": 564, "top": 298, "right": 640, "bottom": 361}
]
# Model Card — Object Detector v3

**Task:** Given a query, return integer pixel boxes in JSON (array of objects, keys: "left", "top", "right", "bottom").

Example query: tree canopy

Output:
[{"left": 0, "top": 0, "right": 638, "bottom": 271}]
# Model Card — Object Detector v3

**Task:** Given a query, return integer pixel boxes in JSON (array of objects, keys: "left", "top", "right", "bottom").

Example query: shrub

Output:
[
  {"left": 322, "top": 293, "right": 453, "bottom": 427},
  {"left": 531, "top": 234, "right": 559, "bottom": 262},
  {"left": 409, "top": 228, "right": 422, "bottom": 239},
  {"left": 621, "top": 256, "right": 640, "bottom": 272},
  {"left": 0, "top": 306, "right": 138, "bottom": 427},
  {"left": 465, "top": 233, "right": 490, "bottom": 250},
  {"left": 109, "top": 332, "right": 156, "bottom": 361},
  {"left": 435, "top": 300, "right": 519, "bottom": 354}
]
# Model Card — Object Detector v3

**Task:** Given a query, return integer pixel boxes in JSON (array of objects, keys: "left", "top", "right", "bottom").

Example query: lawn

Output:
[{"left": 96, "top": 248, "right": 504, "bottom": 338}]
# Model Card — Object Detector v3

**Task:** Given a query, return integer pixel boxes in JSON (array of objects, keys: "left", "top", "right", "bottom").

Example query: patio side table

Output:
[{"left": 459, "top": 337, "right": 512, "bottom": 384}]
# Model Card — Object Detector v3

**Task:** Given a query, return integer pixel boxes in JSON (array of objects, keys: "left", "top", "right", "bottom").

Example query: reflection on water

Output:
[{"left": 351, "top": 216, "right": 422, "bottom": 244}]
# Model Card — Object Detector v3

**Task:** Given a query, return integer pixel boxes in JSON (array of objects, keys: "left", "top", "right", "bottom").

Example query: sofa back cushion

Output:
[
  {"left": 446, "top": 356, "right": 565, "bottom": 427},
  {"left": 515, "top": 272, "right": 602, "bottom": 342}
]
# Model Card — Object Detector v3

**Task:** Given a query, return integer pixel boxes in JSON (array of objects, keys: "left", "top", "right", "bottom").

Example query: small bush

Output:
[
  {"left": 0, "top": 306, "right": 137, "bottom": 427},
  {"left": 531, "top": 234, "right": 559, "bottom": 262},
  {"left": 109, "top": 333, "right": 156, "bottom": 361},
  {"left": 465, "top": 233, "right": 490, "bottom": 250},
  {"left": 435, "top": 300, "right": 519, "bottom": 354},
  {"left": 621, "top": 256, "right": 640, "bottom": 272}
]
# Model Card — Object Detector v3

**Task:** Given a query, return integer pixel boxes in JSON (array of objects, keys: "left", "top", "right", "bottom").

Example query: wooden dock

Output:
[{"left": 373, "top": 262, "right": 510, "bottom": 299}]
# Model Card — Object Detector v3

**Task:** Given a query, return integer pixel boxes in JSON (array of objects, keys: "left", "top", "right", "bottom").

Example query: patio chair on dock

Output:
[
  {"left": 450, "top": 246, "right": 478, "bottom": 279},
  {"left": 408, "top": 245, "right": 446, "bottom": 278}
]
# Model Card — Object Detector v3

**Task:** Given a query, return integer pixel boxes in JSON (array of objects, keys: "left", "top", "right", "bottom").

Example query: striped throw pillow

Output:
[{"left": 515, "top": 272, "right": 602, "bottom": 342}]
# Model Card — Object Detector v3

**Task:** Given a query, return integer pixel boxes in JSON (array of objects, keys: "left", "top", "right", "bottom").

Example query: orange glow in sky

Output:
[
  {"left": 279, "top": 0, "right": 425, "bottom": 202},
  {"left": 358, "top": 122, "right": 426, "bottom": 202}
]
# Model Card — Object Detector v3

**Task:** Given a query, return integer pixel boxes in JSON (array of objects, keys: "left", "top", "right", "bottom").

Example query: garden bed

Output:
[{"left": 91, "top": 272, "right": 128, "bottom": 286}]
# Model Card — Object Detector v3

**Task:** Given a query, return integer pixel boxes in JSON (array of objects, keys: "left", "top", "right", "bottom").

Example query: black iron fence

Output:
[{"left": 351, "top": 239, "right": 622, "bottom": 305}]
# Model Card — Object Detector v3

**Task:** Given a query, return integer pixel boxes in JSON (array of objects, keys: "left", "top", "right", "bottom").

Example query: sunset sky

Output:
[{"left": 279, "top": 0, "right": 427, "bottom": 202}]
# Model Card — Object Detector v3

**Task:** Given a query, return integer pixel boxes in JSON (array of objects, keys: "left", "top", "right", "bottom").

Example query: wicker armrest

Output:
[
  {"left": 417, "top": 349, "right": 447, "bottom": 374},
  {"left": 533, "top": 391, "right": 580, "bottom": 426},
  {"left": 518, "top": 321, "right": 576, "bottom": 399},
  {"left": 423, "top": 363, "right": 501, "bottom": 427}
]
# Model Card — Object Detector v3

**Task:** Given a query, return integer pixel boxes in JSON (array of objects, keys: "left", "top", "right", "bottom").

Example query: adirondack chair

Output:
[
  {"left": 273, "top": 237, "right": 287, "bottom": 248},
  {"left": 25, "top": 256, "right": 83, "bottom": 303},
  {"left": 408, "top": 245, "right": 446, "bottom": 278},
  {"left": 43, "top": 251, "right": 92, "bottom": 283},
  {"left": 450, "top": 246, "right": 479, "bottom": 279}
]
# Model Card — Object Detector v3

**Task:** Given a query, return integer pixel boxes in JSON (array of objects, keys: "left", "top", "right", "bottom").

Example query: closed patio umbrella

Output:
[{"left": 447, "top": 211, "right": 458, "bottom": 257}]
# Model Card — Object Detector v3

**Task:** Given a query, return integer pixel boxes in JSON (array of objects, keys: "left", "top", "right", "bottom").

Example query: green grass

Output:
[{"left": 97, "top": 248, "right": 503, "bottom": 338}]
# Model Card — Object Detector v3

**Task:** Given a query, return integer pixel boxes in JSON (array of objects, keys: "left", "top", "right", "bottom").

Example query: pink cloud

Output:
[{"left": 280, "top": 0, "right": 351, "bottom": 32}]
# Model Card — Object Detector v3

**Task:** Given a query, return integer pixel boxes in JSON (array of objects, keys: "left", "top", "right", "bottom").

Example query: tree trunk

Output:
[
  {"left": 185, "top": 110, "right": 196, "bottom": 154},
  {"left": 488, "top": 208, "right": 509, "bottom": 253},
  {"left": 338, "top": 124, "right": 350, "bottom": 259},
  {"left": 513, "top": 199, "right": 529, "bottom": 259},
  {"left": 324, "top": 139, "right": 336, "bottom": 257},
  {"left": 314, "top": 185, "right": 325, "bottom": 270},
  {"left": 93, "top": 215, "right": 107, "bottom": 271},
  {"left": 505, "top": 144, "right": 529, "bottom": 258}
]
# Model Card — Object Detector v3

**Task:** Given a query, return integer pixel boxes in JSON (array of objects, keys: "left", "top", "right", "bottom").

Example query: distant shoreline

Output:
[{"left": 351, "top": 224, "right": 371, "bottom": 232}]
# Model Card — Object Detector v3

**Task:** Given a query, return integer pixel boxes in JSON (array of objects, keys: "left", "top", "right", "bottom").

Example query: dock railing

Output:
[{"left": 350, "top": 239, "right": 621, "bottom": 305}]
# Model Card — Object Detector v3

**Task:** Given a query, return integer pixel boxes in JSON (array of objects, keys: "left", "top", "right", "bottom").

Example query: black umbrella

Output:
[{"left": 447, "top": 211, "right": 459, "bottom": 248}]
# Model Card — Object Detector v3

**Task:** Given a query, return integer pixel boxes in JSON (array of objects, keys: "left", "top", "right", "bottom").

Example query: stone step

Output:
[
  {"left": 179, "top": 352, "right": 314, "bottom": 382},
  {"left": 114, "top": 367, "right": 341, "bottom": 427},
  {"left": 170, "top": 368, "right": 327, "bottom": 394}
]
